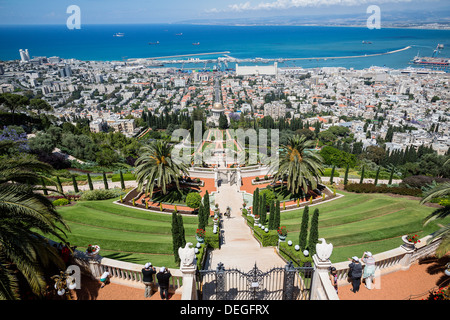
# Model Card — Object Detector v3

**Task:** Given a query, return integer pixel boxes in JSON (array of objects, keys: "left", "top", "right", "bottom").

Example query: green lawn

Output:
[
  {"left": 279, "top": 190, "right": 448, "bottom": 263},
  {"left": 54, "top": 199, "right": 200, "bottom": 268},
  {"left": 53, "top": 191, "right": 448, "bottom": 268}
]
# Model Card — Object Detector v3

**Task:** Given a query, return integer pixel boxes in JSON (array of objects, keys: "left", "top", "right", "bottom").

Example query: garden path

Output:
[{"left": 204, "top": 181, "right": 285, "bottom": 272}]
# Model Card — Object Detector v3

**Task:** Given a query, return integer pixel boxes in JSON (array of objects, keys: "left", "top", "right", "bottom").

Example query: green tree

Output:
[
  {"left": 253, "top": 188, "right": 260, "bottom": 216},
  {"left": 329, "top": 165, "right": 335, "bottom": 185},
  {"left": 308, "top": 208, "right": 320, "bottom": 255},
  {"left": 119, "top": 170, "right": 126, "bottom": 190},
  {"left": 273, "top": 135, "right": 324, "bottom": 195},
  {"left": 71, "top": 175, "right": 79, "bottom": 193},
  {"left": 171, "top": 211, "right": 181, "bottom": 265},
  {"left": 135, "top": 140, "right": 189, "bottom": 197},
  {"left": 374, "top": 166, "right": 380, "bottom": 186},
  {"left": 344, "top": 165, "right": 349, "bottom": 186},
  {"left": 359, "top": 166, "right": 365, "bottom": 184},
  {"left": 177, "top": 213, "right": 186, "bottom": 249},
  {"left": 218, "top": 113, "right": 228, "bottom": 129},
  {"left": 0, "top": 93, "right": 29, "bottom": 124},
  {"left": 56, "top": 176, "right": 64, "bottom": 194},
  {"left": 102, "top": 171, "right": 109, "bottom": 190},
  {"left": 0, "top": 142, "right": 69, "bottom": 299},
  {"left": 203, "top": 191, "right": 210, "bottom": 220},
  {"left": 420, "top": 178, "right": 450, "bottom": 257},
  {"left": 186, "top": 192, "right": 202, "bottom": 211},
  {"left": 274, "top": 200, "right": 281, "bottom": 230},
  {"left": 299, "top": 206, "right": 309, "bottom": 251},
  {"left": 87, "top": 172, "right": 94, "bottom": 191},
  {"left": 268, "top": 200, "right": 275, "bottom": 230}
]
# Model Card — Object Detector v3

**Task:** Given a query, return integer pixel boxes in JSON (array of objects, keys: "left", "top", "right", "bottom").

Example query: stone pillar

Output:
[
  {"left": 311, "top": 254, "right": 333, "bottom": 300},
  {"left": 180, "top": 264, "right": 197, "bottom": 300}
]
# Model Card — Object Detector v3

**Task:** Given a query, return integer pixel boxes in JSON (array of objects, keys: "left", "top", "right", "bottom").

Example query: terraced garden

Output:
[
  {"left": 54, "top": 199, "right": 199, "bottom": 268},
  {"left": 52, "top": 190, "right": 448, "bottom": 268},
  {"left": 280, "top": 190, "right": 448, "bottom": 262}
]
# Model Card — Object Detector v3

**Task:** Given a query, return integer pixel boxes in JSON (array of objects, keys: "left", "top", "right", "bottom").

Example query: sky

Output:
[{"left": 0, "top": 0, "right": 448, "bottom": 25}]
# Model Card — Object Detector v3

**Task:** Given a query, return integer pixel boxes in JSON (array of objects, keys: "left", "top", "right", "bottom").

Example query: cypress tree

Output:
[
  {"left": 103, "top": 171, "right": 109, "bottom": 190},
  {"left": 344, "top": 165, "right": 349, "bottom": 186},
  {"left": 374, "top": 166, "right": 380, "bottom": 186},
  {"left": 275, "top": 200, "right": 281, "bottom": 230},
  {"left": 268, "top": 200, "right": 275, "bottom": 230},
  {"left": 72, "top": 175, "right": 79, "bottom": 193},
  {"left": 56, "top": 176, "right": 63, "bottom": 194},
  {"left": 119, "top": 170, "right": 126, "bottom": 190},
  {"left": 253, "top": 188, "right": 259, "bottom": 216},
  {"left": 177, "top": 214, "right": 186, "bottom": 249},
  {"left": 388, "top": 166, "right": 395, "bottom": 185},
  {"left": 260, "top": 193, "right": 267, "bottom": 224},
  {"left": 198, "top": 203, "right": 208, "bottom": 231},
  {"left": 330, "top": 165, "right": 335, "bottom": 185},
  {"left": 204, "top": 191, "right": 210, "bottom": 220},
  {"left": 308, "top": 208, "right": 320, "bottom": 255},
  {"left": 359, "top": 166, "right": 365, "bottom": 184},
  {"left": 171, "top": 211, "right": 181, "bottom": 264},
  {"left": 41, "top": 177, "right": 48, "bottom": 196},
  {"left": 87, "top": 173, "right": 94, "bottom": 191},
  {"left": 299, "top": 206, "right": 309, "bottom": 251}
]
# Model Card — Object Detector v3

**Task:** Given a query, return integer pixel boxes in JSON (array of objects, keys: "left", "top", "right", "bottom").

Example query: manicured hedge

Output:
[
  {"left": 278, "top": 242, "right": 313, "bottom": 268},
  {"left": 253, "top": 227, "right": 279, "bottom": 247},
  {"left": 344, "top": 183, "right": 422, "bottom": 197},
  {"left": 205, "top": 225, "right": 220, "bottom": 249}
]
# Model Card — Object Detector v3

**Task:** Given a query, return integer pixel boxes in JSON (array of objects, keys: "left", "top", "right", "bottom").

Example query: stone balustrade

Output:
[
  {"left": 331, "top": 235, "right": 441, "bottom": 287},
  {"left": 74, "top": 252, "right": 183, "bottom": 295}
]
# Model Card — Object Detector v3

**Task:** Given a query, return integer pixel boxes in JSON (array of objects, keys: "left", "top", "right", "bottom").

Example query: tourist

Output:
[
  {"left": 61, "top": 243, "right": 71, "bottom": 265},
  {"left": 348, "top": 256, "right": 362, "bottom": 293},
  {"left": 156, "top": 267, "right": 172, "bottom": 300},
  {"left": 100, "top": 268, "right": 111, "bottom": 288},
  {"left": 362, "top": 251, "right": 376, "bottom": 290},
  {"left": 142, "top": 262, "right": 157, "bottom": 298},
  {"left": 329, "top": 266, "right": 338, "bottom": 294}
]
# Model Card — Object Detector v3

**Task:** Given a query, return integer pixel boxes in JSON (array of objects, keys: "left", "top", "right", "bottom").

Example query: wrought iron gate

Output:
[{"left": 197, "top": 262, "right": 314, "bottom": 300}]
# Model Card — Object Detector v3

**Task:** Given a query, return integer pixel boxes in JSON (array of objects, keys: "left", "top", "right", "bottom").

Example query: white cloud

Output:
[{"left": 208, "top": 0, "right": 416, "bottom": 13}]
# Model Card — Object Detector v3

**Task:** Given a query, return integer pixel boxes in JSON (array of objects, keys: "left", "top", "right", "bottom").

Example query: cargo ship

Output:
[{"left": 410, "top": 44, "right": 448, "bottom": 71}]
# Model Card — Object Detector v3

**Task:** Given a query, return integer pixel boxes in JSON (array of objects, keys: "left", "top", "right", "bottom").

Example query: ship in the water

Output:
[
  {"left": 410, "top": 44, "right": 448, "bottom": 71},
  {"left": 192, "top": 42, "right": 200, "bottom": 45},
  {"left": 113, "top": 33, "right": 125, "bottom": 37}
]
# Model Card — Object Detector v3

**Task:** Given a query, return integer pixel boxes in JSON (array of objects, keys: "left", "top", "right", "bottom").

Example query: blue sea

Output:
[{"left": 0, "top": 24, "right": 449, "bottom": 70}]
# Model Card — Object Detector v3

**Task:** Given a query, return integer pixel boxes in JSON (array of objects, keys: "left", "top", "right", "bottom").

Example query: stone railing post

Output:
[
  {"left": 178, "top": 243, "right": 198, "bottom": 300},
  {"left": 310, "top": 238, "right": 339, "bottom": 300}
]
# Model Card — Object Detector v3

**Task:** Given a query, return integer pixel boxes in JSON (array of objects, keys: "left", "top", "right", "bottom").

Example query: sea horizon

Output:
[{"left": 1, "top": 23, "right": 448, "bottom": 70}]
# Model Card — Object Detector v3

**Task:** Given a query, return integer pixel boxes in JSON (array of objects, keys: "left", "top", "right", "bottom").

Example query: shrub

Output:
[
  {"left": 53, "top": 198, "right": 69, "bottom": 206},
  {"left": 186, "top": 192, "right": 202, "bottom": 209},
  {"left": 253, "top": 228, "right": 279, "bottom": 247},
  {"left": 80, "top": 188, "right": 124, "bottom": 201},
  {"left": 278, "top": 242, "right": 313, "bottom": 268},
  {"left": 401, "top": 175, "right": 450, "bottom": 189},
  {"left": 344, "top": 183, "right": 422, "bottom": 197}
]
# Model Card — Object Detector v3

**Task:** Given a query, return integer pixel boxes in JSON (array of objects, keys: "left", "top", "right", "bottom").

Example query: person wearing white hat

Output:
[
  {"left": 362, "top": 252, "right": 376, "bottom": 290},
  {"left": 348, "top": 256, "right": 363, "bottom": 293},
  {"left": 156, "top": 266, "right": 172, "bottom": 300},
  {"left": 142, "top": 262, "right": 156, "bottom": 298}
]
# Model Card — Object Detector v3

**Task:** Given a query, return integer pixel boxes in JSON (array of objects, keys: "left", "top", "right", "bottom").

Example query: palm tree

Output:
[
  {"left": 420, "top": 180, "right": 450, "bottom": 258},
  {"left": 135, "top": 140, "right": 189, "bottom": 198},
  {"left": 0, "top": 141, "right": 69, "bottom": 300},
  {"left": 271, "top": 135, "right": 324, "bottom": 195}
]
